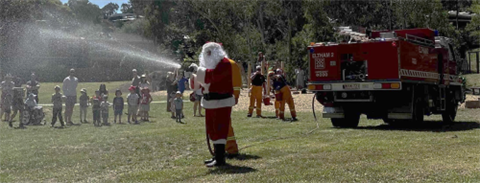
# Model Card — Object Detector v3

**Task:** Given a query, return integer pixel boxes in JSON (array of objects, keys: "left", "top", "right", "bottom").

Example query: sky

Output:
[{"left": 60, "top": 0, "right": 130, "bottom": 11}]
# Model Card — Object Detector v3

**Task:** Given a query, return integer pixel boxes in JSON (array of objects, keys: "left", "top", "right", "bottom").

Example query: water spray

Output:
[{"left": 38, "top": 28, "right": 181, "bottom": 69}]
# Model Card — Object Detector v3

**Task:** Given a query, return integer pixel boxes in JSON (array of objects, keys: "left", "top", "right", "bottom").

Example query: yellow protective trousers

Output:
[
  {"left": 275, "top": 97, "right": 281, "bottom": 118},
  {"left": 279, "top": 86, "right": 296, "bottom": 119},
  {"left": 225, "top": 122, "right": 238, "bottom": 155},
  {"left": 248, "top": 86, "right": 263, "bottom": 116}
]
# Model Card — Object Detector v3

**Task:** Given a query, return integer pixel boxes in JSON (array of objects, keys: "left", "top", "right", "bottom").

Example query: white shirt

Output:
[
  {"left": 139, "top": 82, "right": 150, "bottom": 89},
  {"left": 62, "top": 76, "right": 78, "bottom": 97},
  {"left": 190, "top": 74, "right": 203, "bottom": 96},
  {"left": 127, "top": 93, "right": 139, "bottom": 106}
]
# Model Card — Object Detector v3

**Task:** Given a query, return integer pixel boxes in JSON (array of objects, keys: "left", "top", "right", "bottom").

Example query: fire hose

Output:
[
  {"left": 206, "top": 131, "right": 214, "bottom": 156},
  {"left": 306, "top": 92, "right": 319, "bottom": 134}
]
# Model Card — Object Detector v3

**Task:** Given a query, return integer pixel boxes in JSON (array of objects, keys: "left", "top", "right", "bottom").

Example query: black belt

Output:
[{"left": 203, "top": 93, "right": 232, "bottom": 101}]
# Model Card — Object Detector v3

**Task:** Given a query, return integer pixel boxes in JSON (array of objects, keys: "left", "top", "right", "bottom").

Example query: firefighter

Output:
[
  {"left": 267, "top": 71, "right": 280, "bottom": 118},
  {"left": 248, "top": 66, "right": 266, "bottom": 117},
  {"left": 196, "top": 42, "right": 242, "bottom": 167},
  {"left": 273, "top": 69, "right": 297, "bottom": 121}
]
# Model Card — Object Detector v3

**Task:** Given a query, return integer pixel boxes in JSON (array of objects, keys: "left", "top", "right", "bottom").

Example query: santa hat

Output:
[{"left": 128, "top": 86, "right": 136, "bottom": 91}]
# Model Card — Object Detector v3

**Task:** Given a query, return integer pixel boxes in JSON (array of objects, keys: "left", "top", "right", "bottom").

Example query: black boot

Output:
[{"left": 206, "top": 144, "right": 226, "bottom": 167}]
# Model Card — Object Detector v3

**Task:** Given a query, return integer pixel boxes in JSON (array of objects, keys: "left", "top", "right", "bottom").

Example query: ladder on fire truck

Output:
[{"left": 404, "top": 34, "right": 435, "bottom": 48}]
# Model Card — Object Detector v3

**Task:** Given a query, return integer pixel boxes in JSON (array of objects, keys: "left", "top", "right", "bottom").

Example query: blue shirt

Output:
[
  {"left": 177, "top": 78, "right": 188, "bottom": 93},
  {"left": 273, "top": 75, "right": 287, "bottom": 91}
]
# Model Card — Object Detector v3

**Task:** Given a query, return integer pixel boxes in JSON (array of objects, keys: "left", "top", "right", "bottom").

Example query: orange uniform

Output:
[
  {"left": 273, "top": 74, "right": 296, "bottom": 120},
  {"left": 226, "top": 59, "right": 241, "bottom": 155},
  {"left": 248, "top": 72, "right": 265, "bottom": 116}
]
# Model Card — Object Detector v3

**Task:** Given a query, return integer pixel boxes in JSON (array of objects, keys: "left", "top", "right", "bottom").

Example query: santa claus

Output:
[{"left": 196, "top": 42, "right": 242, "bottom": 167}]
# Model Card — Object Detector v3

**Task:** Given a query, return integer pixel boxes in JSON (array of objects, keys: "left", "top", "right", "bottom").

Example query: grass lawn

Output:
[
  {"left": 1, "top": 95, "right": 480, "bottom": 182},
  {"left": 465, "top": 73, "right": 480, "bottom": 88}
]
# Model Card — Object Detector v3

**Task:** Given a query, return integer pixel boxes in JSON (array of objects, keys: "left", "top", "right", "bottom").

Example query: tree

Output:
[
  {"left": 441, "top": 0, "right": 473, "bottom": 11},
  {"left": 466, "top": 1, "right": 480, "bottom": 50},
  {"left": 67, "top": 0, "right": 101, "bottom": 24},
  {"left": 102, "top": 2, "right": 119, "bottom": 18},
  {"left": 121, "top": 3, "right": 133, "bottom": 14}
]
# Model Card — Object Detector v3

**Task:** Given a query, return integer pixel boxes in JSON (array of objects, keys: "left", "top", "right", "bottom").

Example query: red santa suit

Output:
[{"left": 196, "top": 42, "right": 240, "bottom": 167}]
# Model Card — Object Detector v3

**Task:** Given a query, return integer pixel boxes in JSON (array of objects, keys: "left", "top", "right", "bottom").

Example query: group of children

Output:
[
  {"left": 50, "top": 84, "right": 153, "bottom": 128},
  {"left": 0, "top": 74, "right": 35, "bottom": 128},
  {"left": 125, "top": 85, "right": 153, "bottom": 124}
]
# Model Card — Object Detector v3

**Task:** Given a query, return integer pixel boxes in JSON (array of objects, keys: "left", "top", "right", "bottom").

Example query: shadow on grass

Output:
[
  {"left": 176, "top": 164, "right": 257, "bottom": 181},
  {"left": 357, "top": 121, "right": 480, "bottom": 132},
  {"left": 208, "top": 164, "right": 257, "bottom": 174},
  {"left": 263, "top": 116, "right": 279, "bottom": 119},
  {"left": 227, "top": 153, "right": 262, "bottom": 161}
]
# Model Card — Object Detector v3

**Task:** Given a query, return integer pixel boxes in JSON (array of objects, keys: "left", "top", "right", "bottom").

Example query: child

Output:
[
  {"left": 99, "top": 84, "right": 108, "bottom": 96},
  {"left": 25, "top": 93, "right": 37, "bottom": 123},
  {"left": 113, "top": 89, "right": 124, "bottom": 124},
  {"left": 173, "top": 91, "right": 183, "bottom": 123},
  {"left": 100, "top": 95, "right": 110, "bottom": 126},
  {"left": 79, "top": 88, "right": 89, "bottom": 123},
  {"left": 127, "top": 86, "right": 139, "bottom": 124},
  {"left": 9, "top": 87, "right": 25, "bottom": 128},
  {"left": 25, "top": 93, "right": 37, "bottom": 108},
  {"left": 169, "top": 92, "right": 176, "bottom": 118},
  {"left": 51, "top": 85, "right": 65, "bottom": 128},
  {"left": 139, "top": 87, "right": 153, "bottom": 121},
  {"left": 91, "top": 90, "right": 102, "bottom": 126}
]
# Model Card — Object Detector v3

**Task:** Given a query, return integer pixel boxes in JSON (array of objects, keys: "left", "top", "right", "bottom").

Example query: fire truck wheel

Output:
[
  {"left": 331, "top": 112, "right": 360, "bottom": 128},
  {"left": 442, "top": 99, "right": 457, "bottom": 123}
]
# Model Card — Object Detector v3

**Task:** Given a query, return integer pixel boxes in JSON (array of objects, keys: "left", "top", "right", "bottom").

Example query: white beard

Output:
[{"left": 199, "top": 42, "right": 228, "bottom": 69}]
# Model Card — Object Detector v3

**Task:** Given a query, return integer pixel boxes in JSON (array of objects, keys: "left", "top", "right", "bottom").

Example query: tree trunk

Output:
[
  {"left": 287, "top": 1, "right": 292, "bottom": 65},
  {"left": 256, "top": 2, "right": 267, "bottom": 50}
]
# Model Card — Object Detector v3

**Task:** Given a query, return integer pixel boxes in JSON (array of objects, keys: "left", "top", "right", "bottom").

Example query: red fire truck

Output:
[{"left": 307, "top": 28, "right": 465, "bottom": 128}]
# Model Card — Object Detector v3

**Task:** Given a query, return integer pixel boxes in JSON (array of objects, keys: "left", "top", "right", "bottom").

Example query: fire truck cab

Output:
[{"left": 308, "top": 28, "right": 464, "bottom": 128}]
